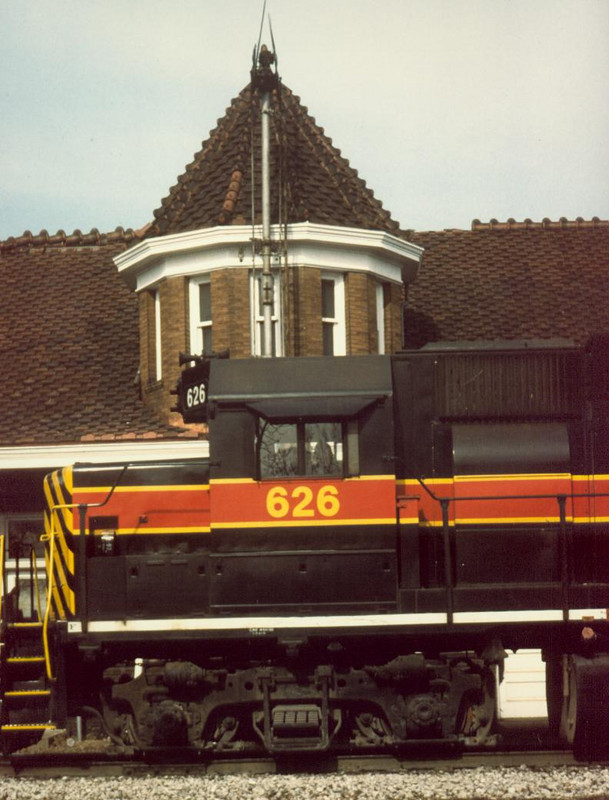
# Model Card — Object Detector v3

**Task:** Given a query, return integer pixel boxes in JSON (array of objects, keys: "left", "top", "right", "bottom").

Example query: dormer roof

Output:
[{"left": 147, "top": 82, "right": 402, "bottom": 238}]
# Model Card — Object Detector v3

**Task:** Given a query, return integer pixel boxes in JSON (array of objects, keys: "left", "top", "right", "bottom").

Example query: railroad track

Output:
[
  {"left": 0, "top": 748, "right": 586, "bottom": 779},
  {"left": 1, "top": 720, "right": 600, "bottom": 778}
]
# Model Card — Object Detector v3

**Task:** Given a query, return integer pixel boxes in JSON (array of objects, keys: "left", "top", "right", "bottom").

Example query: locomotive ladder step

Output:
[
  {"left": 0, "top": 612, "right": 53, "bottom": 754},
  {"left": 6, "top": 656, "right": 45, "bottom": 664},
  {"left": 7, "top": 622, "right": 43, "bottom": 629},
  {"left": 1, "top": 723, "right": 56, "bottom": 733}
]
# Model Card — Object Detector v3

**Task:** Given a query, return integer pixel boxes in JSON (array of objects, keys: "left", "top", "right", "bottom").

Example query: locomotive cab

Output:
[{"left": 202, "top": 355, "right": 398, "bottom": 616}]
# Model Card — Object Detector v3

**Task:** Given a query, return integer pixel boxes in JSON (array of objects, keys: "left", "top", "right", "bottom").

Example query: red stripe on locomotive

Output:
[
  {"left": 397, "top": 474, "right": 609, "bottom": 526},
  {"left": 210, "top": 477, "right": 396, "bottom": 528},
  {"left": 70, "top": 486, "right": 211, "bottom": 533}
]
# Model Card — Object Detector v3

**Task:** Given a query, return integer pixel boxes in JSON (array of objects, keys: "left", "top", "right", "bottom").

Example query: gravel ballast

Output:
[{"left": 2, "top": 768, "right": 609, "bottom": 800}]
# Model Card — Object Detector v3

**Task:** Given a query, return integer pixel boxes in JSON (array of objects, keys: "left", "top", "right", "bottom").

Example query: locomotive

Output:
[{"left": 2, "top": 336, "right": 609, "bottom": 759}]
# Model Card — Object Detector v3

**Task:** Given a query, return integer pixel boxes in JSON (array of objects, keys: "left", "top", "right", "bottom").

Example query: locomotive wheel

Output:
[
  {"left": 458, "top": 670, "right": 498, "bottom": 746},
  {"left": 559, "top": 654, "right": 609, "bottom": 761}
]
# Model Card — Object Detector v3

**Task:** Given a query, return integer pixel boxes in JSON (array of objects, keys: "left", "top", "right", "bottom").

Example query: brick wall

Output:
[
  {"left": 160, "top": 276, "right": 189, "bottom": 379},
  {"left": 140, "top": 276, "right": 188, "bottom": 420},
  {"left": 282, "top": 265, "right": 296, "bottom": 356},
  {"left": 139, "top": 266, "right": 404, "bottom": 422},
  {"left": 367, "top": 276, "right": 380, "bottom": 354},
  {"left": 386, "top": 281, "right": 404, "bottom": 353},
  {"left": 210, "top": 268, "right": 251, "bottom": 358},
  {"left": 138, "top": 290, "right": 155, "bottom": 388},
  {"left": 139, "top": 288, "right": 166, "bottom": 419},
  {"left": 345, "top": 274, "right": 404, "bottom": 355},
  {"left": 346, "top": 272, "right": 375, "bottom": 354},
  {"left": 295, "top": 267, "right": 324, "bottom": 356}
]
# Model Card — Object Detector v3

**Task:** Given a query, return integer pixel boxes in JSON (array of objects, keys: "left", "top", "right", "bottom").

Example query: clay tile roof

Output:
[
  {"left": 147, "top": 82, "right": 401, "bottom": 237},
  {"left": 0, "top": 228, "right": 192, "bottom": 446},
  {"left": 404, "top": 218, "right": 609, "bottom": 348}
]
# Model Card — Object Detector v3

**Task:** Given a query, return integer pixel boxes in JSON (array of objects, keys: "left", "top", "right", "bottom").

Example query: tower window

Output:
[
  {"left": 321, "top": 273, "right": 346, "bottom": 356},
  {"left": 376, "top": 282, "right": 386, "bottom": 355},
  {"left": 251, "top": 271, "right": 282, "bottom": 356},
  {"left": 189, "top": 278, "right": 213, "bottom": 356},
  {"left": 154, "top": 290, "right": 162, "bottom": 380}
]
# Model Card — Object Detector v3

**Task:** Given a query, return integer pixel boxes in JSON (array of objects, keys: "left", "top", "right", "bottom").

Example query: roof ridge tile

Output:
[
  {"left": 471, "top": 216, "right": 608, "bottom": 232},
  {"left": 1, "top": 225, "right": 144, "bottom": 252}
]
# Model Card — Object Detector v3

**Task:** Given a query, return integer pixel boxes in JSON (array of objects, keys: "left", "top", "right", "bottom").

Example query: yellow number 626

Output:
[{"left": 266, "top": 485, "right": 340, "bottom": 519}]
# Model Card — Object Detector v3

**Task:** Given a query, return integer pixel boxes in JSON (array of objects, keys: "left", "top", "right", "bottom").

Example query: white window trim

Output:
[
  {"left": 188, "top": 277, "right": 212, "bottom": 356},
  {"left": 154, "top": 290, "right": 162, "bottom": 380},
  {"left": 250, "top": 269, "right": 283, "bottom": 357},
  {"left": 321, "top": 271, "right": 346, "bottom": 356},
  {"left": 114, "top": 222, "right": 421, "bottom": 292},
  {"left": 376, "top": 282, "right": 385, "bottom": 355}
]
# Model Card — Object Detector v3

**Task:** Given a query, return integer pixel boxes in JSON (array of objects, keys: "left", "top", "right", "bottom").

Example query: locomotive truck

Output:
[{"left": 1, "top": 337, "right": 609, "bottom": 759}]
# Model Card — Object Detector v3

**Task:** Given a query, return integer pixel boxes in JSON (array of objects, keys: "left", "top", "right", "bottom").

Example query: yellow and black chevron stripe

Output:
[{"left": 43, "top": 467, "right": 76, "bottom": 619}]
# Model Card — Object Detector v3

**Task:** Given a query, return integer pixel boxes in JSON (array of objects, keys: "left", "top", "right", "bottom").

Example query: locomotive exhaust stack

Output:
[{"left": 251, "top": 43, "right": 279, "bottom": 358}]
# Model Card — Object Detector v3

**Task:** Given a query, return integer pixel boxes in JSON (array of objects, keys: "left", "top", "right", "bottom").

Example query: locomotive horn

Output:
[
  {"left": 179, "top": 349, "right": 229, "bottom": 366},
  {"left": 179, "top": 352, "right": 201, "bottom": 366}
]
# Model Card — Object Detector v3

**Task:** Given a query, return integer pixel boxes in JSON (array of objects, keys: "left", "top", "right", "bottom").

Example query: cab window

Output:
[{"left": 258, "top": 421, "right": 347, "bottom": 479}]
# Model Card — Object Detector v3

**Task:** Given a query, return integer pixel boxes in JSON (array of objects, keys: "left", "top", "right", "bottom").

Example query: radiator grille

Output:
[{"left": 435, "top": 350, "right": 583, "bottom": 419}]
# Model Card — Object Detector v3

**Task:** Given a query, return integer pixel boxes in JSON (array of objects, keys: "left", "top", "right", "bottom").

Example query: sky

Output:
[{"left": 1, "top": 0, "right": 608, "bottom": 239}]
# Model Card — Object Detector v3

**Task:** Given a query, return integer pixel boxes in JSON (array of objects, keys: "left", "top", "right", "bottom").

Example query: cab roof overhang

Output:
[{"left": 208, "top": 355, "right": 393, "bottom": 420}]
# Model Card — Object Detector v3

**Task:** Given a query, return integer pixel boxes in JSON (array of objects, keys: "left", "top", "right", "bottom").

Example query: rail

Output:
[{"left": 0, "top": 747, "right": 583, "bottom": 777}]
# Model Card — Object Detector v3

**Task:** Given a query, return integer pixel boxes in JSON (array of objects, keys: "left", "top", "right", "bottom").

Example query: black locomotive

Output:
[{"left": 2, "top": 337, "right": 609, "bottom": 759}]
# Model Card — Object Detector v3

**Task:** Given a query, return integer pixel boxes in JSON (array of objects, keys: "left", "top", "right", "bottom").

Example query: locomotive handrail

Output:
[
  {"left": 42, "top": 502, "right": 93, "bottom": 680},
  {"left": 0, "top": 537, "right": 42, "bottom": 628},
  {"left": 41, "top": 506, "right": 61, "bottom": 681},
  {"left": 75, "top": 464, "right": 129, "bottom": 630},
  {"left": 0, "top": 534, "right": 5, "bottom": 627},
  {"left": 404, "top": 485, "right": 609, "bottom": 626},
  {"left": 41, "top": 464, "right": 131, "bottom": 678},
  {"left": 31, "top": 546, "right": 44, "bottom": 624},
  {"left": 401, "top": 455, "right": 609, "bottom": 507},
  {"left": 406, "top": 479, "right": 609, "bottom": 507},
  {"left": 426, "top": 490, "right": 609, "bottom": 504}
]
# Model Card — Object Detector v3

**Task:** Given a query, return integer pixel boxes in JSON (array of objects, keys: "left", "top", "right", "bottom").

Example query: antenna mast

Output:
[{"left": 252, "top": 43, "right": 279, "bottom": 358}]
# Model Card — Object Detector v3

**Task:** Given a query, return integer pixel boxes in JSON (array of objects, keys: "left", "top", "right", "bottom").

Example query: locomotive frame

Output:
[{"left": 1, "top": 337, "right": 609, "bottom": 759}]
